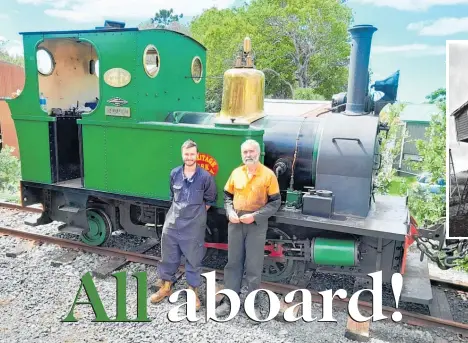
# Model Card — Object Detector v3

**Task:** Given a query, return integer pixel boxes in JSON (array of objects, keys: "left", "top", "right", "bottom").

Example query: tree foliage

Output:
[
  {"left": 139, "top": 9, "right": 190, "bottom": 36},
  {"left": 293, "top": 88, "right": 326, "bottom": 100},
  {"left": 373, "top": 88, "right": 446, "bottom": 226},
  {"left": 151, "top": 9, "right": 183, "bottom": 28},
  {"left": 374, "top": 103, "right": 406, "bottom": 194},
  {"left": 0, "top": 40, "right": 24, "bottom": 67},
  {"left": 407, "top": 92, "right": 446, "bottom": 226},
  {"left": 425, "top": 87, "right": 446, "bottom": 104},
  {"left": 0, "top": 145, "right": 21, "bottom": 202},
  {"left": 414, "top": 103, "right": 446, "bottom": 181},
  {"left": 189, "top": 0, "right": 353, "bottom": 111}
]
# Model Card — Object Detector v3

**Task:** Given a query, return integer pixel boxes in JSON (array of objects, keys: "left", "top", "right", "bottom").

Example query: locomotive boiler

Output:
[{"left": 4, "top": 21, "right": 443, "bottom": 307}]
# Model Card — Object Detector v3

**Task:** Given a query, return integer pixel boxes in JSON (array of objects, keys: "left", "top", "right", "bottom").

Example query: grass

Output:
[{"left": 0, "top": 191, "right": 20, "bottom": 203}]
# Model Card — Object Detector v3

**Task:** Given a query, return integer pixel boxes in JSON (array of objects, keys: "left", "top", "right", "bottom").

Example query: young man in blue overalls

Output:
[{"left": 150, "top": 140, "right": 217, "bottom": 310}]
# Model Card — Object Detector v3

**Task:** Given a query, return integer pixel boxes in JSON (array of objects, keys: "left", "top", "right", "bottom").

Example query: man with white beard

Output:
[{"left": 215, "top": 139, "right": 281, "bottom": 323}]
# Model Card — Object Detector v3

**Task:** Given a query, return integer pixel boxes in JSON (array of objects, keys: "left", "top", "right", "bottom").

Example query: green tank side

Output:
[
  {"left": 5, "top": 34, "right": 56, "bottom": 183},
  {"left": 81, "top": 120, "right": 264, "bottom": 208},
  {"left": 13, "top": 118, "right": 53, "bottom": 183}
]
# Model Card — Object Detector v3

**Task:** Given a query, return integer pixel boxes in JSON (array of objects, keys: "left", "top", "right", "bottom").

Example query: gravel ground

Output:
[
  {"left": 445, "top": 288, "right": 468, "bottom": 324},
  {"left": 1, "top": 208, "right": 468, "bottom": 342}
]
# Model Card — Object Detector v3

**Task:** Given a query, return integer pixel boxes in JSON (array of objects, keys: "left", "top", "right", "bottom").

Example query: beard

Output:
[
  {"left": 184, "top": 159, "right": 196, "bottom": 166},
  {"left": 243, "top": 157, "right": 258, "bottom": 165}
]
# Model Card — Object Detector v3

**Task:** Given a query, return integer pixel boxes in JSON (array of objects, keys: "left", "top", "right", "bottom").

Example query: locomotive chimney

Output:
[{"left": 345, "top": 25, "right": 377, "bottom": 114}]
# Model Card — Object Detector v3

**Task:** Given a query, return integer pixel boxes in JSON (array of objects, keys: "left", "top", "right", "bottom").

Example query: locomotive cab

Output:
[{"left": 36, "top": 38, "right": 100, "bottom": 186}]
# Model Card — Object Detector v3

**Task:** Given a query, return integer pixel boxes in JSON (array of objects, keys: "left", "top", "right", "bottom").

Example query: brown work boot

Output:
[
  {"left": 150, "top": 281, "right": 173, "bottom": 304},
  {"left": 188, "top": 285, "right": 201, "bottom": 311}
]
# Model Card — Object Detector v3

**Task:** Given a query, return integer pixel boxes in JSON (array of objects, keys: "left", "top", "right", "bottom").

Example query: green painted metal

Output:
[
  {"left": 285, "top": 189, "right": 302, "bottom": 208},
  {"left": 13, "top": 120, "right": 52, "bottom": 183},
  {"left": 81, "top": 121, "right": 264, "bottom": 208},
  {"left": 311, "top": 124, "right": 322, "bottom": 185},
  {"left": 81, "top": 209, "right": 110, "bottom": 246},
  {"left": 7, "top": 30, "right": 206, "bottom": 123},
  {"left": 312, "top": 238, "right": 357, "bottom": 266},
  {"left": 6, "top": 26, "right": 265, "bottom": 209}
]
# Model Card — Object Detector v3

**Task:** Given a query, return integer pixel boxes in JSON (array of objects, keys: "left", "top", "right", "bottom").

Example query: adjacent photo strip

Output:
[{"left": 448, "top": 40, "right": 468, "bottom": 239}]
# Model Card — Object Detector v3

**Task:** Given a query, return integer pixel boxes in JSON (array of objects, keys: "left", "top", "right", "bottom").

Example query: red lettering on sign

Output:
[{"left": 197, "top": 153, "right": 219, "bottom": 176}]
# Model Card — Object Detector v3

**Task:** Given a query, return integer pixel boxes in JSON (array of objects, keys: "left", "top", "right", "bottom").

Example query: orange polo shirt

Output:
[{"left": 224, "top": 163, "right": 280, "bottom": 212}]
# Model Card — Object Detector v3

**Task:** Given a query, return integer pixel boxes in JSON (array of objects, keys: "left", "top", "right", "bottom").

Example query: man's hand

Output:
[
  {"left": 206, "top": 205, "right": 211, "bottom": 211},
  {"left": 239, "top": 213, "right": 255, "bottom": 224},
  {"left": 229, "top": 211, "right": 240, "bottom": 224}
]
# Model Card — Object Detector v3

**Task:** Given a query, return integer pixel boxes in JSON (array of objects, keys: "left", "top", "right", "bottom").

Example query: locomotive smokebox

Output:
[{"left": 345, "top": 25, "right": 377, "bottom": 115}]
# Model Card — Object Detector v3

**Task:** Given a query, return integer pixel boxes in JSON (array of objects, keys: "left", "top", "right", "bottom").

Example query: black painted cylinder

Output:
[{"left": 165, "top": 112, "right": 323, "bottom": 192}]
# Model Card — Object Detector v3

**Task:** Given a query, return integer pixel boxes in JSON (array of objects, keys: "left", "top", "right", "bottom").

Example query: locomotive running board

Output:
[{"left": 400, "top": 250, "right": 433, "bottom": 305}]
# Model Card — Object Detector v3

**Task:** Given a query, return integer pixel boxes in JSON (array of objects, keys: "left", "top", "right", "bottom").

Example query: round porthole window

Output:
[
  {"left": 37, "top": 48, "right": 54, "bottom": 76},
  {"left": 143, "top": 45, "right": 160, "bottom": 78},
  {"left": 191, "top": 56, "right": 202, "bottom": 83}
]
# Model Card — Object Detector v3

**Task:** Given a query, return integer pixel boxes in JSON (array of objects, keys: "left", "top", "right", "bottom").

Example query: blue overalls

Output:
[{"left": 158, "top": 165, "right": 217, "bottom": 287}]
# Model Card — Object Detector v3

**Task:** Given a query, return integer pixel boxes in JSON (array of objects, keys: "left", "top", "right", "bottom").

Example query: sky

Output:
[{"left": 0, "top": 0, "right": 464, "bottom": 104}]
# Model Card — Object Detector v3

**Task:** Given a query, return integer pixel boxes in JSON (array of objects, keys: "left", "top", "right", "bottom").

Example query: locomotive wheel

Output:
[
  {"left": 80, "top": 208, "right": 112, "bottom": 246},
  {"left": 262, "top": 227, "right": 297, "bottom": 282}
]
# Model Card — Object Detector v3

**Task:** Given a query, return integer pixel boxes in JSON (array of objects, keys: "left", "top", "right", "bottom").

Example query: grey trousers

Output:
[{"left": 223, "top": 220, "right": 268, "bottom": 294}]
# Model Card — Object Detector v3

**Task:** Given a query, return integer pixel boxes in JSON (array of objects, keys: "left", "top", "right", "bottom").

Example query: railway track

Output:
[
  {"left": 0, "top": 201, "right": 42, "bottom": 213},
  {"left": 1, "top": 221, "right": 468, "bottom": 337}
]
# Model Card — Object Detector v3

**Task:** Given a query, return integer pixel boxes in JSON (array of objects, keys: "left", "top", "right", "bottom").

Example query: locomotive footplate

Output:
[{"left": 272, "top": 194, "right": 409, "bottom": 241}]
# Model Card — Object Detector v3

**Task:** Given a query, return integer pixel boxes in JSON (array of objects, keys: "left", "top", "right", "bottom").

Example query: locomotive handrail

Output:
[{"left": 332, "top": 137, "right": 362, "bottom": 144}]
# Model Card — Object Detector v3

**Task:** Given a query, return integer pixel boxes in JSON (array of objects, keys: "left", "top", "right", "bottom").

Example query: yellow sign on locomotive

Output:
[{"left": 103, "top": 68, "right": 132, "bottom": 88}]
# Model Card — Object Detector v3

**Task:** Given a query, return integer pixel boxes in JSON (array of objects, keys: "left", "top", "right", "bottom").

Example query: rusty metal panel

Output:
[
  {"left": 0, "top": 102, "right": 19, "bottom": 157},
  {"left": 0, "top": 61, "right": 24, "bottom": 158},
  {"left": 0, "top": 61, "right": 25, "bottom": 96}
]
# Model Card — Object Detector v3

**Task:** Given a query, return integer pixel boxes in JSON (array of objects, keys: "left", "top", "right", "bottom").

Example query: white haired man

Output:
[{"left": 215, "top": 139, "right": 281, "bottom": 322}]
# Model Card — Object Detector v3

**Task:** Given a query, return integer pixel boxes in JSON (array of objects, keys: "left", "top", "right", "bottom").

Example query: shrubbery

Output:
[{"left": 0, "top": 145, "right": 21, "bottom": 203}]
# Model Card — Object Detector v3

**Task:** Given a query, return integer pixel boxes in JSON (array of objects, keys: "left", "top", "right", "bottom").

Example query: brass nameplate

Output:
[
  {"left": 103, "top": 68, "right": 131, "bottom": 88},
  {"left": 105, "top": 106, "right": 130, "bottom": 117}
]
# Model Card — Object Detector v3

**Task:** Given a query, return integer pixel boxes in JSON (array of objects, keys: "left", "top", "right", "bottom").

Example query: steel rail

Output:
[
  {"left": 3, "top": 201, "right": 468, "bottom": 294},
  {"left": 0, "top": 201, "right": 42, "bottom": 213},
  {"left": 430, "top": 276, "right": 468, "bottom": 293},
  {"left": 1, "top": 225, "right": 468, "bottom": 336}
]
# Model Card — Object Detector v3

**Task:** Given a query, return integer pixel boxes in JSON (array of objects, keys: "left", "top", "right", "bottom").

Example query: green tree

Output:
[
  {"left": 414, "top": 104, "right": 446, "bottom": 181},
  {"left": 190, "top": 7, "right": 255, "bottom": 111},
  {"left": 0, "top": 40, "right": 24, "bottom": 67},
  {"left": 151, "top": 9, "right": 183, "bottom": 28},
  {"left": 245, "top": 0, "right": 353, "bottom": 98},
  {"left": 374, "top": 103, "right": 406, "bottom": 194},
  {"left": 139, "top": 9, "right": 189, "bottom": 35},
  {"left": 190, "top": 0, "right": 353, "bottom": 111},
  {"left": 293, "top": 88, "right": 325, "bottom": 100},
  {"left": 407, "top": 94, "right": 446, "bottom": 225},
  {"left": 425, "top": 87, "right": 446, "bottom": 104},
  {"left": 0, "top": 145, "right": 21, "bottom": 202}
]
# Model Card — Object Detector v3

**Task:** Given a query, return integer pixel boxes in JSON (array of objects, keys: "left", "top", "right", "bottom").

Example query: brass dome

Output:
[{"left": 217, "top": 37, "right": 265, "bottom": 124}]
